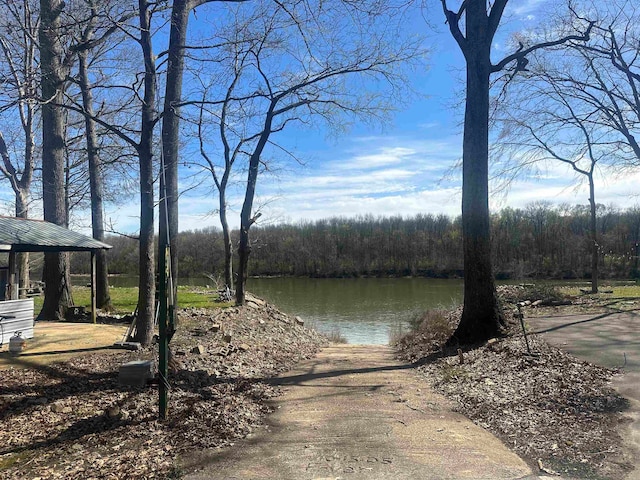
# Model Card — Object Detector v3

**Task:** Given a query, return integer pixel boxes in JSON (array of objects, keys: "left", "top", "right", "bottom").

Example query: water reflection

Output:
[
  {"left": 249, "top": 277, "right": 463, "bottom": 345},
  {"left": 72, "top": 275, "right": 464, "bottom": 345}
]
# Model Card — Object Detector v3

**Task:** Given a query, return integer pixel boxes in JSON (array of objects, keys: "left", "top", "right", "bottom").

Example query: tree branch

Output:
[
  {"left": 491, "top": 21, "right": 595, "bottom": 73},
  {"left": 440, "top": 0, "right": 467, "bottom": 53}
]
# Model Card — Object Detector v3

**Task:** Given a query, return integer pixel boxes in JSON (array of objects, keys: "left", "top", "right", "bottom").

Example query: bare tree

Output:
[
  {"left": 39, "top": 0, "right": 74, "bottom": 320},
  {"left": 74, "top": 0, "right": 113, "bottom": 309},
  {"left": 160, "top": 0, "right": 247, "bottom": 314},
  {"left": 187, "top": 0, "right": 422, "bottom": 304},
  {"left": 567, "top": 2, "right": 640, "bottom": 165},
  {"left": 130, "top": 0, "right": 158, "bottom": 344},
  {"left": 499, "top": 93, "right": 605, "bottom": 292},
  {"left": 59, "top": 0, "right": 161, "bottom": 343},
  {"left": 496, "top": 1, "right": 640, "bottom": 294},
  {"left": 197, "top": 85, "right": 237, "bottom": 291},
  {"left": 0, "top": 0, "right": 40, "bottom": 296},
  {"left": 440, "top": 0, "right": 592, "bottom": 344}
]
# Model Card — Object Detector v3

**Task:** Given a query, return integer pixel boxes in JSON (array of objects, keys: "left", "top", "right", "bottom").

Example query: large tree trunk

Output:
[
  {"left": 449, "top": 0, "right": 505, "bottom": 344},
  {"left": 38, "top": 0, "right": 73, "bottom": 321},
  {"left": 160, "top": 0, "right": 190, "bottom": 309},
  {"left": 78, "top": 48, "right": 112, "bottom": 310},
  {"left": 134, "top": 0, "right": 156, "bottom": 345},
  {"left": 588, "top": 175, "right": 599, "bottom": 293}
]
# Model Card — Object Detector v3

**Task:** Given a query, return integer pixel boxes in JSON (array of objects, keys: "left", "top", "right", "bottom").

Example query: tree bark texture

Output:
[
  {"left": 78, "top": 48, "right": 112, "bottom": 310},
  {"left": 15, "top": 193, "right": 29, "bottom": 297},
  {"left": 588, "top": 176, "right": 599, "bottom": 293},
  {"left": 160, "top": 0, "right": 190, "bottom": 308},
  {"left": 219, "top": 190, "right": 233, "bottom": 289},
  {"left": 236, "top": 162, "right": 258, "bottom": 305},
  {"left": 448, "top": 0, "right": 505, "bottom": 344},
  {"left": 134, "top": 0, "right": 156, "bottom": 345},
  {"left": 39, "top": 0, "right": 73, "bottom": 320}
]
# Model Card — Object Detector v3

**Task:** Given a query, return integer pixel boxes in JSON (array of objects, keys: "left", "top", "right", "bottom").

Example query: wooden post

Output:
[
  {"left": 91, "top": 251, "right": 97, "bottom": 324},
  {"left": 8, "top": 250, "right": 17, "bottom": 300}
]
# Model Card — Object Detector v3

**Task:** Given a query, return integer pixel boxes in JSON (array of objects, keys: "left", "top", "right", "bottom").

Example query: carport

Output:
[{"left": 0, "top": 216, "right": 111, "bottom": 330}]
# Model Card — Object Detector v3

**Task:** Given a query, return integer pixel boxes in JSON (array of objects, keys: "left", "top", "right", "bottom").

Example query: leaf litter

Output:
[
  {"left": 0, "top": 295, "right": 327, "bottom": 479},
  {"left": 396, "top": 286, "right": 634, "bottom": 480}
]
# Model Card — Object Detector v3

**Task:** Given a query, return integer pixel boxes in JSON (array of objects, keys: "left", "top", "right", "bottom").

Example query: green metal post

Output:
[{"left": 158, "top": 245, "right": 169, "bottom": 419}]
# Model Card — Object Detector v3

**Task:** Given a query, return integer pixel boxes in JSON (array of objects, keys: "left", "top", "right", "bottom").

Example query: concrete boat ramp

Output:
[{"left": 183, "top": 345, "right": 548, "bottom": 480}]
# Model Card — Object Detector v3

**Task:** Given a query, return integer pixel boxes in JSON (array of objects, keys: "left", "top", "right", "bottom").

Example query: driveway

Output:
[
  {"left": 528, "top": 310, "right": 640, "bottom": 480},
  {"left": 182, "top": 345, "right": 537, "bottom": 480}
]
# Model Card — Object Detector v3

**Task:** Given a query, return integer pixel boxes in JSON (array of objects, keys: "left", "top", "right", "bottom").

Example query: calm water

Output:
[
  {"left": 250, "top": 277, "right": 463, "bottom": 344},
  {"left": 75, "top": 275, "right": 463, "bottom": 344}
]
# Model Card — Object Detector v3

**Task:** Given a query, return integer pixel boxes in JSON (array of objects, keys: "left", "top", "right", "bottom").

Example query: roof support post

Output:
[{"left": 8, "top": 250, "right": 17, "bottom": 300}]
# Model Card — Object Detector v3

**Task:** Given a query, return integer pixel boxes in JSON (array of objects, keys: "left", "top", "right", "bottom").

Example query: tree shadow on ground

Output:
[{"left": 0, "top": 355, "right": 145, "bottom": 422}]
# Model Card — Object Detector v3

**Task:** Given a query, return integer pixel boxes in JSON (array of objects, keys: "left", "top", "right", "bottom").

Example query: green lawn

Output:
[
  {"left": 557, "top": 284, "right": 640, "bottom": 298},
  {"left": 33, "top": 286, "right": 225, "bottom": 315}
]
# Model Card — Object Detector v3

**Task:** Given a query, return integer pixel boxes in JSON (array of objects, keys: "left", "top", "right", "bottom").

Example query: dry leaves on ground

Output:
[
  {"left": 0, "top": 296, "right": 327, "bottom": 480},
  {"left": 395, "top": 287, "right": 633, "bottom": 480}
]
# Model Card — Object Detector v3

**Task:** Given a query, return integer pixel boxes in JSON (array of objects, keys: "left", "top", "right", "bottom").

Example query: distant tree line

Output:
[{"left": 70, "top": 203, "right": 640, "bottom": 282}]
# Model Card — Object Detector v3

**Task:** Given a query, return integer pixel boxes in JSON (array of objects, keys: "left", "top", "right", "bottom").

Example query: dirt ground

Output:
[
  {"left": 0, "top": 322, "right": 128, "bottom": 370},
  {"left": 0, "top": 297, "right": 327, "bottom": 479},
  {"left": 1, "top": 288, "right": 637, "bottom": 480},
  {"left": 182, "top": 345, "right": 534, "bottom": 480},
  {"left": 527, "top": 309, "right": 640, "bottom": 480}
]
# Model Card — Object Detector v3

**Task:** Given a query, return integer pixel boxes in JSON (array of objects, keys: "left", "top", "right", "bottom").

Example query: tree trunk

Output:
[
  {"left": 16, "top": 191, "right": 29, "bottom": 298},
  {"left": 160, "top": 0, "right": 190, "bottom": 310},
  {"left": 235, "top": 108, "right": 274, "bottom": 305},
  {"left": 449, "top": 0, "right": 505, "bottom": 344},
  {"left": 134, "top": 0, "right": 156, "bottom": 345},
  {"left": 236, "top": 162, "right": 258, "bottom": 305},
  {"left": 219, "top": 189, "right": 233, "bottom": 289},
  {"left": 588, "top": 175, "right": 599, "bottom": 293},
  {"left": 38, "top": 0, "right": 73, "bottom": 321},
  {"left": 236, "top": 223, "right": 250, "bottom": 306},
  {"left": 78, "top": 48, "right": 112, "bottom": 310}
]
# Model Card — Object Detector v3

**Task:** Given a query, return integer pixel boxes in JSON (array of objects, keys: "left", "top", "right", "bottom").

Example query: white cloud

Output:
[
  {"left": 262, "top": 187, "right": 462, "bottom": 224},
  {"left": 13, "top": 131, "right": 639, "bottom": 239},
  {"left": 336, "top": 147, "right": 412, "bottom": 170},
  {"left": 510, "top": 0, "right": 548, "bottom": 17}
]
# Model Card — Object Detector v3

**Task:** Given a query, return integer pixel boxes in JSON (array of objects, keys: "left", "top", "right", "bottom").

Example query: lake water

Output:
[
  {"left": 249, "top": 277, "right": 463, "bottom": 344},
  {"left": 76, "top": 275, "right": 464, "bottom": 344}
]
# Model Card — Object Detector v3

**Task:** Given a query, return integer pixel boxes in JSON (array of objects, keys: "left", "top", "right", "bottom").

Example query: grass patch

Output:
[
  {"left": 0, "top": 451, "right": 33, "bottom": 470},
  {"left": 410, "top": 309, "right": 455, "bottom": 340},
  {"left": 32, "top": 286, "right": 225, "bottom": 316},
  {"left": 325, "top": 327, "right": 348, "bottom": 344},
  {"left": 502, "top": 284, "right": 565, "bottom": 304},
  {"left": 440, "top": 364, "right": 468, "bottom": 383},
  {"left": 557, "top": 283, "right": 640, "bottom": 298},
  {"left": 393, "top": 308, "right": 459, "bottom": 362}
]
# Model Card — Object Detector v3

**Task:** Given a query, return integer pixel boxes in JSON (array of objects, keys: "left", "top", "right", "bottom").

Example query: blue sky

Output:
[
  {"left": 4, "top": 0, "right": 638, "bottom": 235},
  {"left": 143, "top": 0, "right": 636, "bottom": 234}
]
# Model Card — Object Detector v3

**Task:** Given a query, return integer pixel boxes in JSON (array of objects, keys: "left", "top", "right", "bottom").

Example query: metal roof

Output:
[{"left": 0, "top": 217, "right": 112, "bottom": 252}]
